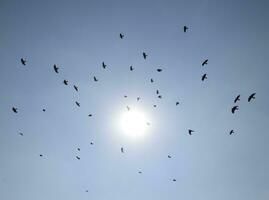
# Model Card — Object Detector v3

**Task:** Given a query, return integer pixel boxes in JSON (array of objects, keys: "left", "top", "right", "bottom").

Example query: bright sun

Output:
[{"left": 119, "top": 109, "right": 149, "bottom": 138}]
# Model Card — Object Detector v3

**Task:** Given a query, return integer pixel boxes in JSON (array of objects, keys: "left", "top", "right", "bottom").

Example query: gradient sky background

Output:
[{"left": 0, "top": 0, "right": 269, "bottom": 199}]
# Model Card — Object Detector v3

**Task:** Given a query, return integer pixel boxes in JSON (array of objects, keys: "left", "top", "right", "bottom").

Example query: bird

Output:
[
  {"left": 229, "top": 130, "right": 234, "bottom": 135},
  {"left": 73, "top": 85, "right": 78, "bottom": 92},
  {"left": 39, "top": 154, "right": 43, "bottom": 157},
  {"left": 168, "top": 155, "right": 171, "bottom": 158},
  {"left": 138, "top": 171, "right": 142, "bottom": 174},
  {"left": 19, "top": 132, "right": 23, "bottom": 136},
  {"left": 158, "top": 95, "right": 162, "bottom": 99},
  {"left": 234, "top": 95, "right": 240, "bottom": 103},
  {"left": 156, "top": 90, "right": 159, "bottom": 94},
  {"left": 143, "top": 52, "right": 147, "bottom": 60},
  {"left": 76, "top": 156, "right": 80, "bottom": 160},
  {"left": 124, "top": 95, "right": 128, "bottom": 98},
  {"left": 75, "top": 101, "right": 80, "bottom": 107},
  {"left": 119, "top": 33, "right": 124, "bottom": 39},
  {"left": 202, "top": 59, "right": 208, "bottom": 66},
  {"left": 102, "top": 62, "right": 106, "bottom": 69},
  {"left": 150, "top": 78, "right": 154, "bottom": 83},
  {"left": 88, "top": 114, "right": 92, "bottom": 117},
  {"left": 153, "top": 105, "right": 157, "bottom": 107},
  {"left": 85, "top": 190, "right": 89, "bottom": 193},
  {"left": 90, "top": 142, "right": 94, "bottom": 145},
  {"left": 157, "top": 68, "right": 162, "bottom": 72},
  {"left": 183, "top": 26, "right": 188, "bottom": 32},
  {"left": 77, "top": 148, "right": 80, "bottom": 151},
  {"left": 137, "top": 97, "right": 141, "bottom": 101},
  {"left": 130, "top": 66, "right": 133, "bottom": 71},
  {"left": 121, "top": 147, "right": 124, "bottom": 153},
  {"left": 63, "top": 80, "right": 68, "bottom": 85},
  {"left": 201, "top": 73, "right": 207, "bottom": 81},
  {"left": 20, "top": 58, "right": 26, "bottom": 65},
  {"left": 12, "top": 107, "right": 18, "bottom": 113},
  {"left": 127, "top": 106, "right": 130, "bottom": 111},
  {"left": 173, "top": 179, "right": 177, "bottom": 182},
  {"left": 146, "top": 122, "right": 151, "bottom": 126},
  {"left": 53, "top": 64, "right": 59, "bottom": 73},
  {"left": 42, "top": 109, "right": 46, "bottom": 112},
  {"left": 248, "top": 93, "right": 256, "bottom": 102},
  {"left": 93, "top": 76, "right": 98, "bottom": 82},
  {"left": 188, "top": 129, "right": 194, "bottom": 135},
  {"left": 176, "top": 102, "right": 179, "bottom": 106},
  {"left": 231, "top": 105, "right": 239, "bottom": 114}
]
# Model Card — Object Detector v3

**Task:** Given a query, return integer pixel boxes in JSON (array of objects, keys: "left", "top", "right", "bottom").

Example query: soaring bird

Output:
[
  {"left": 138, "top": 171, "right": 142, "bottom": 174},
  {"left": 12, "top": 107, "right": 18, "bottom": 113},
  {"left": 121, "top": 147, "right": 124, "bottom": 153},
  {"left": 173, "top": 179, "right": 177, "bottom": 182},
  {"left": 73, "top": 85, "right": 78, "bottom": 92},
  {"left": 183, "top": 26, "right": 188, "bottom": 32},
  {"left": 156, "top": 90, "right": 159, "bottom": 94},
  {"left": 229, "top": 130, "right": 234, "bottom": 135},
  {"left": 137, "top": 97, "right": 141, "bottom": 101},
  {"left": 176, "top": 102, "right": 179, "bottom": 106},
  {"left": 119, "top": 33, "right": 124, "bottom": 39},
  {"left": 201, "top": 73, "right": 207, "bottom": 81},
  {"left": 130, "top": 66, "right": 133, "bottom": 71},
  {"left": 231, "top": 105, "right": 239, "bottom": 114},
  {"left": 53, "top": 64, "right": 59, "bottom": 73},
  {"left": 157, "top": 68, "right": 162, "bottom": 72},
  {"left": 88, "top": 114, "right": 92, "bottom": 117},
  {"left": 188, "top": 129, "right": 194, "bottom": 135},
  {"left": 20, "top": 58, "right": 26, "bottom": 65},
  {"left": 85, "top": 190, "right": 89, "bottom": 193},
  {"left": 234, "top": 95, "right": 240, "bottom": 103},
  {"left": 102, "top": 62, "right": 106, "bottom": 69},
  {"left": 124, "top": 95, "right": 127, "bottom": 98},
  {"left": 93, "top": 76, "right": 98, "bottom": 82},
  {"left": 143, "top": 52, "right": 147, "bottom": 60},
  {"left": 248, "top": 93, "right": 256, "bottom": 102},
  {"left": 146, "top": 122, "right": 150, "bottom": 126},
  {"left": 168, "top": 155, "right": 171, "bottom": 158},
  {"left": 63, "top": 80, "right": 68, "bottom": 85},
  {"left": 19, "top": 132, "right": 23, "bottom": 136},
  {"left": 76, "top": 156, "right": 80, "bottom": 160},
  {"left": 153, "top": 105, "right": 157, "bottom": 107},
  {"left": 42, "top": 109, "right": 46, "bottom": 112},
  {"left": 150, "top": 78, "right": 154, "bottom": 83},
  {"left": 75, "top": 101, "right": 80, "bottom": 107},
  {"left": 77, "top": 148, "right": 80, "bottom": 151},
  {"left": 202, "top": 59, "right": 208, "bottom": 66},
  {"left": 127, "top": 106, "right": 130, "bottom": 111},
  {"left": 39, "top": 154, "right": 43, "bottom": 157},
  {"left": 90, "top": 142, "right": 94, "bottom": 145},
  {"left": 158, "top": 95, "right": 162, "bottom": 99}
]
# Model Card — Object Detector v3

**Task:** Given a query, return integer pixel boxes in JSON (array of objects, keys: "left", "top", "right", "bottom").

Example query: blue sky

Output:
[{"left": 0, "top": 0, "right": 269, "bottom": 199}]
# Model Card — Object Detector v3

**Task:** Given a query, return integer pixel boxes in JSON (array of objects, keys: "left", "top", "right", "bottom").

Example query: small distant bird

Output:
[
  {"left": 42, "top": 109, "right": 46, "bottom": 112},
  {"left": 20, "top": 58, "right": 26, "bottom": 65},
  {"left": 12, "top": 107, "right": 18, "bottom": 113},
  {"left": 234, "top": 95, "right": 240, "bottom": 103},
  {"left": 143, "top": 52, "right": 147, "bottom": 60},
  {"left": 85, "top": 190, "right": 89, "bottom": 193},
  {"left": 156, "top": 90, "right": 159, "bottom": 94},
  {"left": 173, "top": 179, "right": 176, "bottom": 182},
  {"left": 248, "top": 93, "right": 256, "bottom": 102},
  {"left": 130, "top": 66, "right": 133, "bottom": 71},
  {"left": 75, "top": 101, "right": 80, "bottom": 107},
  {"left": 168, "top": 155, "right": 171, "bottom": 158},
  {"left": 19, "top": 132, "right": 23, "bottom": 136},
  {"left": 93, "top": 76, "right": 98, "bottom": 82},
  {"left": 127, "top": 106, "right": 130, "bottom": 111},
  {"left": 157, "top": 68, "right": 162, "bottom": 72},
  {"left": 202, "top": 59, "right": 208, "bottom": 66},
  {"left": 188, "top": 129, "right": 194, "bottom": 135},
  {"left": 119, "top": 33, "right": 124, "bottom": 39},
  {"left": 63, "top": 80, "right": 68, "bottom": 85},
  {"left": 53, "top": 64, "right": 59, "bottom": 73},
  {"left": 88, "top": 114, "right": 92, "bottom": 117},
  {"left": 102, "top": 62, "right": 106, "bottom": 69},
  {"left": 39, "top": 154, "right": 43, "bottom": 157},
  {"left": 150, "top": 78, "right": 154, "bottom": 83},
  {"left": 137, "top": 97, "right": 140, "bottom": 101},
  {"left": 202, "top": 73, "right": 207, "bottom": 81},
  {"left": 138, "top": 171, "right": 142, "bottom": 174},
  {"left": 90, "top": 142, "right": 94, "bottom": 145},
  {"left": 77, "top": 148, "right": 80, "bottom": 151},
  {"left": 183, "top": 26, "right": 188, "bottom": 32},
  {"left": 158, "top": 95, "right": 162, "bottom": 99},
  {"left": 153, "top": 105, "right": 157, "bottom": 107},
  {"left": 146, "top": 122, "right": 150, "bottom": 126},
  {"left": 231, "top": 105, "right": 239, "bottom": 114},
  {"left": 121, "top": 147, "right": 124, "bottom": 153},
  {"left": 76, "top": 156, "right": 80, "bottom": 160},
  {"left": 176, "top": 102, "right": 179, "bottom": 106},
  {"left": 73, "top": 85, "right": 78, "bottom": 92},
  {"left": 229, "top": 130, "right": 234, "bottom": 135},
  {"left": 124, "top": 95, "right": 127, "bottom": 98}
]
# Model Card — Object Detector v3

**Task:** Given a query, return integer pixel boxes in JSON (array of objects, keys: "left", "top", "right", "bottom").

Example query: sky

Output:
[{"left": 0, "top": 0, "right": 269, "bottom": 199}]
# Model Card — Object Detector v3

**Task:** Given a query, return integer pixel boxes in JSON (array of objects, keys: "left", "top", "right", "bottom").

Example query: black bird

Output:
[
  {"left": 124, "top": 95, "right": 127, "bottom": 98},
  {"left": 73, "top": 85, "right": 78, "bottom": 92},
  {"left": 77, "top": 148, "right": 80, "bottom": 151},
  {"left": 102, "top": 62, "right": 106, "bottom": 69},
  {"left": 39, "top": 154, "right": 43, "bottom": 157},
  {"left": 90, "top": 142, "right": 94, "bottom": 145},
  {"left": 19, "top": 132, "right": 23, "bottom": 136},
  {"left": 127, "top": 106, "right": 130, "bottom": 111},
  {"left": 53, "top": 64, "right": 59, "bottom": 73},
  {"left": 130, "top": 66, "right": 133, "bottom": 71},
  {"left": 234, "top": 95, "right": 240, "bottom": 103},
  {"left": 202, "top": 59, "right": 208, "bottom": 66},
  {"left": 75, "top": 101, "right": 80, "bottom": 107},
  {"left": 93, "top": 76, "right": 98, "bottom": 82},
  {"left": 150, "top": 78, "right": 154, "bottom": 83},
  {"left": 157, "top": 68, "right": 162, "bottom": 72},
  {"left": 183, "top": 26, "right": 188, "bottom": 32},
  {"left": 138, "top": 171, "right": 142, "bottom": 174},
  {"left": 85, "top": 190, "right": 89, "bottom": 193},
  {"left": 176, "top": 102, "right": 179, "bottom": 106},
  {"left": 119, "top": 33, "right": 124, "bottom": 39},
  {"left": 146, "top": 122, "right": 150, "bottom": 126},
  {"left": 158, "top": 95, "right": 162, "bottom": 99},
  {"left": 143, "top": 52, "right": 147, "bottom": 60},
  {"left": 88, "top": 114, "right": 92, "bottom": 117},
  {"left": 20, "top": 58, "right": 26, "bottom": 65},
  {"left": 63, "top": 80, "right": 68, "bottom": 85},
  {"left": 156, "top": 90, "right": 159, "bottom": 94},
  {"left": 42, "top": 109, "right": 46, "bottom": 112},
  {"left": 231, "top": 105, "right": 239, "bottom": 114},
  {"left": 153, "top": 104, "right": 157, "bottom": 107},
  {"left": 201, "top": 73, "right": 207, "bottom": 81},
  {"left": 229, "top": 130, "right": 234, "bottom": 135},
  {"left": 12, "top": 107, "right": 18, "bottom": 113},
  {"left": 173, "top": 179, "right": 177, "bottom": 182},
  {"left": 188, "top": 129, "right": 194, "bottom": 135},
  {"left": 121, "top": 147, "right": 124, "bottom": 153},
  {"left": 168, "top": 155, "right": 171, "bottom": 158},
  {"left": 137, "top": 97, "right": 141, "bottom": 101},
  {"left": 248, "top": 93, "right": 256, "bottom": 102},
  {"left": 76, "top": 156, "right": 80, "bottom": 160}
]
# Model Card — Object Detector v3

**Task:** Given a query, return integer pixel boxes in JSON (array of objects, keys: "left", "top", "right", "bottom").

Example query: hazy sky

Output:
[{"left": 0, "top": 0, "right": 269, "bottom": 200}]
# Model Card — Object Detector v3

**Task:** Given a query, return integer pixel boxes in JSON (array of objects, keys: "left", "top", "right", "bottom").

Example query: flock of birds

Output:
[{"left": 12, "top": 26, "right": 257, "bottom": 188}]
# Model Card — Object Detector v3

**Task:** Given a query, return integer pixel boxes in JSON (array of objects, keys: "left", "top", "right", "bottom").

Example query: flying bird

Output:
[
  {"left": 150, "top": 78, "right": 154, "bottom": 83},
  {"left": 20, "top": 58, "right": 26, "bottom": 65},
  {"left": 183, "top": 26, "right": 188, "bottom": 32},
  {"left": 19, "top": 132, "right": 23, "bottom": 136},
  {"left": 77, "top": 148, "right": 80, "bottom": 151},
  {"left": 201, "top": 73, "right": 207, "bottom": 81},
  {"left": 53, "top": 64, "right": 59, "bottom": 73},
  {"left": 124, "top": 95, "right": 127, "bottom": 98},
  {"left": 12, "top": 107, "right": 18, "bottom": 113},
  {"left": 158, "top": 95, "right": 162, "bottom": 99},
  {"left": 39, "top": 154, "right": 43, "bottom": 157},
  {"left": 173, "top": 179, "right": 177, "bottom": 182},
  {"left": 121, "top": 147, "right": 124, "bottom": 153},
  {"left": 126, "top": 106, "right": 130, "bottom": 111},
  {"left": 143, "top": 52, "right": 147, "bottom": 60},
  {"left": 63, "top": 80, "right": 68, "bottom": 85},
  {"left": 234, "top": 95, "right": 240, "bottom": 103},
  {"left": 156, "top": 90, "right": 159, "bottom": 94},
  {"left": 137, "top": 97, "right": 141, "bottom": 101},
  {"left": 248, "top": 93, "right": 256, "bottom": 102},
  {"left": 138, "top": 171, "right": 142, "bottom": 174},
  {"left": 146, "top": 122, "right": 151, "bottom": 126},
  {"left": 229, "top": 130, "right": 234, "bottom": 135},
  {"left": 76, "top": 156, "right": 80, "bottom": 160},
  {"left": 188, "top": 129, "right": 194, "bottom": 135},
  {"left": 75, "top": 101, "right": 80, "bottom": 107},
  {"left": 168, "top": 155, "right": 171, "bottom": 158},
  {"left": 130, "top": 66, "right": 133, "bottom": 71},
  {"left": 73, "top": 85, "right": 78, "bottom": 92},
  {"left": 90, "top": 142, "right": 94, "bottom": 145},
  {"left": 231, "top": 105, "right": 239, "bottom": 114},
  {"left": 85, "top": 190, "right": 89, "bottom": 193},
  {"left": 88, "top": 114, "right": 92, "bottom": 117},
  {"left": 157, "top": 68, "right": 162, "bottom": 72},
  {"left": 42, "top": 109, "right": 46, "bottom": 112},
  {"left": 93, "top": 76, "right": 98, "bottom": 82},
  {"left": 102, "top": 62, "right": 106, "bottom": 69},
  {"left": 176, "top": 102, "right": 179, "bottom": 106},
  {"left": 202, "top": 59, "right": 208, "bottom": 66},
  {"left": 119, "top": 33, "right": 124, "bottom": 39},
  {"left": 153, "top": 105, "right": 157, "bottom": 107}
]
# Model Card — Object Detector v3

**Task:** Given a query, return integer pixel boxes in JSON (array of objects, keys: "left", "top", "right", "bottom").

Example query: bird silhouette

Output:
[
  {"left": 248, "top": 93, "right": 256, "bottom": 102},
  {"left": 76, "top": 156, "right": 80, "bottom": 160},
  {"left": 121, "top": 147, "right": 124, "bottom": 153},
  {"left": 39, "top": 154, "right": 43, "bottom": 157},
  {"left": 85, "top": 190, "right": 89, "bottom": 193},
  {"left": 188, "top": 129, "right": 194, "bottom": 135},
  {"left": 158, "top": 95, "right": 162, "bottom": 99},
  {"left": 153, "top": 105, "right": 157, "bottom": 107},
  {"left": 12, "top": 107, "right": 18, "bottom": 113},
  {"left": 146, "top": 122, "right": 150, "bottom": 126},
  {"left": 157, "top": 68, "right": 162, "bottom": 72},
  {"left": 19, "top": 132, "right": 23, "bottom": 136},
  {"left": 42, "top": 109, "right": 46, "bottom": 112},
  {"left": 119, "top": 33, "right": 124, "bottom": 39},
  {"left": 130, "top": 66, "right": 133, "bottom": 71},
  {"left": 201, "top": 73, "right": 207, "bottom": 81},
  {"left": 150, "top": 78, "right": 154, "bottom": 83},
  {"left": 143, "top": 52, "right": 147, "bottom": 60},
  {"left": 75, "top": 101, "right": 80, "bottom": 107},
  {"left": 234, "top": 95, "right": 240, "bottom": 103},
  {"left": 176, "top": 102, "right": 179, "bottom": 106},
  {"left": 156, "top": 90, "right": 159, "bottom": 94},
  {"left": 168, "top": 155, "right": 171, "bottom": 158},
  {"left": 90, "top": 142, "right": 94, "bottom": 145},
  {"left": 173, "top": 179, "right": 176, "bottom": 182},
  {"left": 93, "top": 76, "right": 98, "bottom": 82},
  {"left": 73, "top": 85, "right": 78, "bottom": 92},
  {"left": 53, "top": 64, "right": 59, "bottom": 73},
  {"left": 137, "top": 97, "right": 141, "bottom": 101},
  {"left": 127, "top": 106, "right": 130, "bottom": 111},
  {"left": 231, "top": 105, "right": 239, "bottom": 114},
  {"left": 202, "top": 59, "right": 208, "bottom": 66},
  {"left": 183, "top": 26, "right": 188, "bottom": 32},
  {"left": 20, "top": 58, "right": 26, "bottom": 65},
  {"left": 77, "top": 148, "right": 80, "bottom": 151},
  {"left": 229, "top": 130, "right": 234, "bottom": 135},
  {"left": 138, "top": 171, "right": 142, "bottom": 174},
  {"left": 102, "top": 62, "right": 106, "bottom": 69},
  {"left": 124, "top": 95, "right": 127, "bottom": 98},
  {"left": 88, "top": 114, "right": 92, "bottom": 117},
  {"left": 63, "top": 80, "right": 68, "bottom": 85}
]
